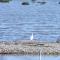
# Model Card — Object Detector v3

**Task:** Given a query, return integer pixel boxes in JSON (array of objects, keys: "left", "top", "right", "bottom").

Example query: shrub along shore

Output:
[{"left": 0, "top": 40, "right": 60, "bottom": 55}]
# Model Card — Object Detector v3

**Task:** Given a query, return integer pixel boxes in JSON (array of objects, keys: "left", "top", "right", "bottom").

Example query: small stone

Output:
[
  {"left": 22, "top": 2, "right": 29, "bottom": 5},
  {"left": 58, "top": 2, "right": 60, "bottom": 4},
  {"left": 37, "top": 2, "right": 46, "bottom": 5}
]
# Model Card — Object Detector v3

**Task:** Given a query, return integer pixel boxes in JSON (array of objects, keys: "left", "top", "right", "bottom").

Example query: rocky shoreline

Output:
[{"left": 0, "top": 40, "right": 60, "bottom": 55}]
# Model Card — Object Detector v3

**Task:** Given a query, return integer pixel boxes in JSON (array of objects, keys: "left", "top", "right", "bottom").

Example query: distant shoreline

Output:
[{"left": 0, "top": 40, "right": 60, "bottom": 55}]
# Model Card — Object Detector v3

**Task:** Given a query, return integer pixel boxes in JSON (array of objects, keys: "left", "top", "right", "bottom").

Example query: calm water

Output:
[
  {"left": 0, "top": 55, "right": 60, "bottom": 60},
  {"left": 0, "top": 0, "right": 60, "bottom": 41}
]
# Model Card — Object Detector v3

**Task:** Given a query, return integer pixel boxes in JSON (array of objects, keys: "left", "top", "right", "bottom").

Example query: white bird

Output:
[{"left": 30, "top": 33, "right": 34, "bottom": 40}]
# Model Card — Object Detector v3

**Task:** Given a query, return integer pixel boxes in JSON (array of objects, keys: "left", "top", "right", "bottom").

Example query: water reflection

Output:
[
  {"left": 0, "top": 55, "right": 4, "bottom": 60},
  {"left": 0, "top": 55, "right": 60, "bottom": 60}
]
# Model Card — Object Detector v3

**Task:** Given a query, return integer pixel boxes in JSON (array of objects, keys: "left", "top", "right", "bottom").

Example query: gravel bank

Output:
[{"left": 0, "top": 40, "right": 60, "bottom": 55}]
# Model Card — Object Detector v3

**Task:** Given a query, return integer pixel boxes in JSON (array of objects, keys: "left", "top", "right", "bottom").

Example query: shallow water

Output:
[
  {"left": 0, "top": 0, "right": 60, "bottom": 41},
  {"left": 0, "top": 55, "right": 60, "bottom": 60}
]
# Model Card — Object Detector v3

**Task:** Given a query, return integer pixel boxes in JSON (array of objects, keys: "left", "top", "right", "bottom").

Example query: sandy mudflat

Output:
[{"left": 0, "top": 40, "right": 60, "bottom": 55}]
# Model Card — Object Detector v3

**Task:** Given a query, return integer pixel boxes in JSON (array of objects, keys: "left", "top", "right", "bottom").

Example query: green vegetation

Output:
[{"left": 0, "top": 0, "right": 12, "bottom": 2}]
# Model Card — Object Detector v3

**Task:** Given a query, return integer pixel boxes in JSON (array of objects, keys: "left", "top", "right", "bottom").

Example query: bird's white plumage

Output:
[{"left": 30, "top": 33, "right": 33, "bottom": 40}]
